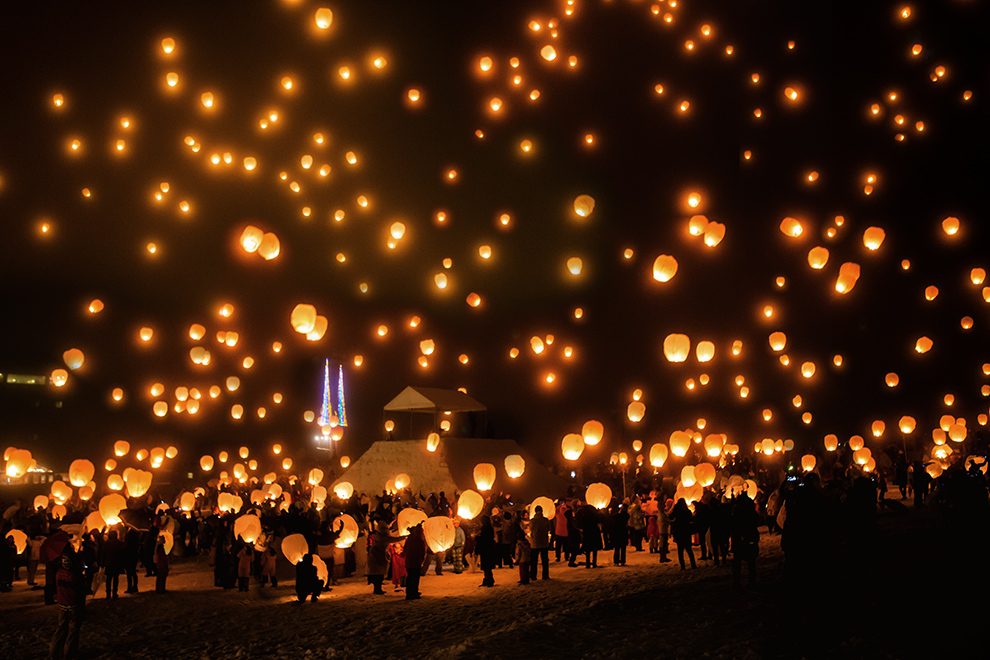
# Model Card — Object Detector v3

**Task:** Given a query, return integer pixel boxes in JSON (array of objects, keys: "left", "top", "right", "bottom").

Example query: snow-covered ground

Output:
[{"left": 0, "top": 535, "right": 784, "bottom": 659}]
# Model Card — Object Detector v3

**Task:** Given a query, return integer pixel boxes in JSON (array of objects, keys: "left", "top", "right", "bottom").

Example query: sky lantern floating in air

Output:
[
  {"left": 456, "top": 490, "right": 484, "bottom": 519},
  {"left": 68, "top": 459, "right": 95, "bottom": 487},
  {"left": 62, "top": 348, "right": 84, "bottom": 370},
  {"left": 573, "top": 194, "right": 595, "bottom": 218},
  {"left": 807, "top": 246, "right": 829, "bottom": 269},
  {"left": 394, "top": 473, "right": 411, "bottom": 490},
  {"left": 308, "top": 468, "right": 324, "bottom": 486},
  {"left": 179, "top": 492, "right": 196, "bottom": 512},
  {"left": 649, "top": 443, "right": 669, "bottom": 467},
  {"left": 239, "top": 225, "right": 264, "bottom": 253},
  {"left": 779, "top": 217, "right": 804, "bottom": 238},
  {"left": 426, "top": 432, "right": 440, "bottom": 452},
  {"left": 314, "top": 7, "right": 333, "bottom": 30},
  {"left": 627, "top": 401, "right": 646, "bottom": 422},
  {"left": 863, "top": 226, "right": 886, "bottom": 250},
  {"left": 5, "top": 449, "right": 33, "bottom": 478},
  {"left": 290, "top": 304, "right": 318, "bottom": 334},
  {"left": 561, "top": 433, "right": 585, "bottom": 460},
  {"left": 333, "top": 481, "right": 354, "bottom": 499},
  {"left": 582, "top": 420, "right": 604, "bottom": 445},
  {"left": 670, "top": 430, "right": 692, "bottom": 457},
  {"left": 504, "top": 454, "right": 525, "bottom": 478},
  {"left": 585, "top": 483, "right": 612, "bottom": 509},
  {"left": 801, "top": 454, "right": 817, "bottom": 472},
  {"left": 834, "top": 262, "right": 861, "bottom": 294},
  {"left": 50, "top": 369, "right": 69, "bottom": 388},
  {"left": 703, "top": 222, "right": 725, "bottom": 247},
  {"left": 200, "top": 455, "right": 214, "bottom": 471},
  {"left": 652, "top": 254, "right": 678, "bottom": 283},
  {"left": 50, "top": 481, "right": 72, "bottom": 504},
  {"left": 899, "top": 416, "right": 917, "bottom": 434},
  {"left": 123, "top": 468, "right": 153, "bottom": 498},
  {"left": 680, "top": 465, "right": 697, "bottom": 487},
  {"left": 695, "top": 463, "right": 716, "bottom": 487},
  {"left": 663, "top": 333, "right": 690, "bottom": 362},
  {"left": 473, "top": 463, "right": 496, "bottom": 491},
  {"left": 941, "top": 216, "right": 961, "bottom": 237},
  {"left": 915, "top": 336, "right": 933, "bottom": 354}
]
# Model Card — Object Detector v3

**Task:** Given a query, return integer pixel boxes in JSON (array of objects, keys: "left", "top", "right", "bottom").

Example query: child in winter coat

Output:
[{"left": 514, "top": 535, "right": 532, "bottom": 585}]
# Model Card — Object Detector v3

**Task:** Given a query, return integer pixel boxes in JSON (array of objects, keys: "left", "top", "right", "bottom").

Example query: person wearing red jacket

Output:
[
  {"left": 50, "top": 548, "right": 86, "bottom": 659},
  {"left": 403, "top": 523, "right": 427, "bottom": 600}
]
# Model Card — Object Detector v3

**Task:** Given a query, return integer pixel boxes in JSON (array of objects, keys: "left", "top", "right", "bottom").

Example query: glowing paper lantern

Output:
[
  {"left": 652, "top": 255, "right": 678, "bottom": 283},
  {"left": 680, "top": 466, "right": 697, "bottom": 487},
  {"left": 290, "top": 304, "right": 318, "bottom": 334},
  {"left": 581, "top": 420, "right": 604, "bottom": 446},
  {"left": 179, "top": 492, "right": 196, "bottom": 512},
  {"left": 801, "top": 454, "right": 817, "bottom": 472},
  {"left": 649, "top": 443, "right": 669, "bottom": 467},
  {"left": 862, "top": 227, "right": 886, "bottom": 250},
  {"left": 84, "top": 511, "right": 107, "bottom": 533},
  {"left": 394, "top": 473, "right": 411, "bottom": 490},
  {"left": 899, "top": 416, "right": 917, "bottom": 434},
  {"left": 281, "top": 533, "right": 307, "bottom": 564},
  {"left": 834, "top": 262, "right": 861, "bottom": 294},
  {"left": 4, "top": 449, "right": 32, "bottom": 478},
  {"left": 68, "top": 459, "right": 95, "bottom": 487},
  {"left": 670, "top": 431, "right": 692, "bottom": 457},
  {"left": 573, "top": 194, "right": 596, "bottom": 218},
  {"left": 423, "top": 517, "right": 456, "bottom": 553},
  {"left": 663, "top": 334, "right": 690, "bottom": 363},
  {"left": 333, "top": 514, "right": 359, "bottom": 548},
  {"left": 200, "top": 455, "right": 214, "bottom": 471},
  {"left": 585, "top": 483, "right": 612, "bottom": 509},
  {"left": 239, "top": 225, "right": 264, "bottom": 253},
  {"left": 456, "top": 490, "right": 484, "bottom": 519},
  {"left": 695, "top": 463, "right": 716, "bottom": 487},
  {"left": 426, "top": 432, "right": 441, "bottom": 452},
  {"left": 62, "top": 348, "right": 85, "bottom": 371},
  {"left": 397, "top": 507, "right": 429, "bottom": 536},
  {"left": 561, "top": 433, "right": 585, "bottom": 460},
  {"left": 99, "top": 493, "right": 127, "bottom": 525},
  {"left": 529, "top": 496, "right": 555, "bottom": 521},
  {"left": 33, "top": 495, "right": 49, "bottom": 510},
  {"left": 6, "top": 529, "right": 28, "bottom": 554},
  {"left": 123, "top": 468, "right": 153, "bottom": 498},
  {"left": 504, "top": 454, "right": 525, "bottom": 478},
  {"left": 308, "top": 468, "right": 324, "bottom": 486},
  {"left": 234, "top": 514, "right": 262, "bottom": 543},
  {"left": 807, "top": 246, "right": 829, "bottom": 269},
  {"left": 333, "top": 481, "right": 354, "bottom": 499},
  {"left": 627, "top": 401, "right": 646, "bottom": 423},
  {"left": 473, "top": 463, "right": 496, "bottom": 491},
  {"left": 113, "top": 440, "right": 130, "bottom": 457}
]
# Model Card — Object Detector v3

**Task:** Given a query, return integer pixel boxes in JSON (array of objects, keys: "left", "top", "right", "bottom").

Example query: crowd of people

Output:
[{"left": 3, "top": 443, "right": 989, "bottom": 658}]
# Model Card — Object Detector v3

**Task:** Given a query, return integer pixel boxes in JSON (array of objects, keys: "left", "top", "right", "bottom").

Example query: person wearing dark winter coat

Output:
[
  {"left": 730, "top": 492, "right": 760, "bottom": 586},
  {"left": 608, "top": 502, "right": 630, "bottom": 566},
  {"left": 124, "top": 527, "right": 141, "bottom": 593},
  {"left": 576, "top": 504, "right": 602, "bottom": 568},
  {"left": 367, "top": 519, "right": 403, "bottom": 595},
  {"left": 528, "top": 506, "right": 552, "bottom": 580},
  {"left": 477, "top": 516, "right": 498, "bottom": 587},
  {"left": 154, "top": 536, "right": 169, "bottom": 593},
  {"left": 294, "top": 554, "right": 321, "bottom": 602},
  {"left": 709, "top": 497, "right": 730, "bottom": 566},
  {"left": 670, "top": 498, "right": 696, "bottom": 570},
  {"left": 236, "top": 544, "right": 254, "bottom": 592},
  {"left": 403, "top": 523, "right": 427, "bottom": 600},
  {"left": 50, "top": 548, "right": 86, "bottom": 660},
  {"left": 99, "top": 530, "right": 125, "bottom": 599}
]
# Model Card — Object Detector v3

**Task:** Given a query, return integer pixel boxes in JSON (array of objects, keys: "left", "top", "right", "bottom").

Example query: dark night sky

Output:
[{"left": 1, "top": 0, "right": 988, "bottom": 473}]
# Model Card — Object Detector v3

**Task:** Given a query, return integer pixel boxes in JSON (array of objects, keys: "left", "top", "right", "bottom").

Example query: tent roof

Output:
[{"left": 383, "top": 386, "right": 487, "bottom": 413}]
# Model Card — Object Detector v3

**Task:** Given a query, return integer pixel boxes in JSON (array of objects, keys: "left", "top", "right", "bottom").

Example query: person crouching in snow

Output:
[{"left": 294, "top": 554, "right": 321, "bottom": 602}]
